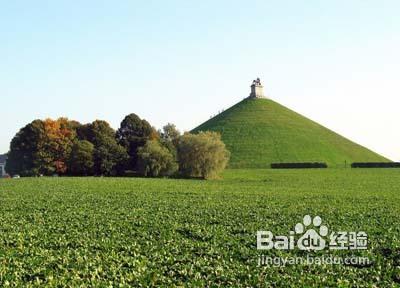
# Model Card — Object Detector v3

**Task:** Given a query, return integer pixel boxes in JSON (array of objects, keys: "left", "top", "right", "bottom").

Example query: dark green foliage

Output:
[
  {"left": 75, "top": 120, "right": 128, "bottom": 176},
  {"left": 271, "top": 162, "right": 328, "bottom": 169},
  {"left": 136, "top": 140, "right": 178, "bottom": 177},
  {"left": 7, "top": 118, "right": 132, "bottom": 177},
  {"left": 77, "top": 120, "right": 116, "bottom": 144},
  {"left": 68, "top": 140, "right": 95, "bottom": 175},
  {"left": 66, "top": 120, "right": 82, "bottom": 131},
  {"left": 6, "top": 118, "right": 78, "bottom": 176},
  {"left": 5, "top": 120, "right": 45, "bottom": 176},
  {"left": 93, "top": 138, "right": 128, "bottom": 176},
  {"left": 351, "top": 162, "right": 400, "bottom": 168},
  {"left": 86, "top": 121, "right": 128, "bottom": 176},
  {"left": 177, "top": 131, "right": 230, "bottom": 179},
  {"left": 116, "top": 114, "right": 156, "bottom": 170},
  {"left": 76, "top": 123, "right": 93, "bottom": 142}
]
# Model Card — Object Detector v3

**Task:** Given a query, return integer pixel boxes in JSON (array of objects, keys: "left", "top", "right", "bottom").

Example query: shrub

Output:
[
  {"left": 136, "top": 140, "right": 178, "bottom": 177},
  {"left": 177, "top": 132, "right": 230, "bottom": 179},
  {"left": 271, "top": 162, "right": 328, "bottom": 169},
  {"left": 351, "top": 162, "right": 400, "bottom": 168}
]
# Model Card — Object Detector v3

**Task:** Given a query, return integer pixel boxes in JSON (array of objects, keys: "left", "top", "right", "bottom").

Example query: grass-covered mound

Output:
[{"left": 192, "top": 98, "right": 388, "bottom": 168}]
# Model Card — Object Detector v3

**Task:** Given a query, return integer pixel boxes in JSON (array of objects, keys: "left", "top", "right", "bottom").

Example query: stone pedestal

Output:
[{"left": 248, "top": 78, "right": 265, "bottom": 98}]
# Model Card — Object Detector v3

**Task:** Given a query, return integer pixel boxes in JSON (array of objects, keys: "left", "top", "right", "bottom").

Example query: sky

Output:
[{"left": 1, "top": 0, "right": 399, "bottom": 160}]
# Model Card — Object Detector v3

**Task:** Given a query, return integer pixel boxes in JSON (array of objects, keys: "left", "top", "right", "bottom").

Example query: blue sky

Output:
[{"left": 1, "top": 1, "right": 399, "bottom": 160}]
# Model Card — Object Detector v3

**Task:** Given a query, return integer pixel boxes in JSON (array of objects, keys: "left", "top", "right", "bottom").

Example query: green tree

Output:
[
  {"left": 79, "top": 120, "right": 128, "bottom": 176},
  {"left": 136, "top": 140, "right": 178, "bottom": 177},
  {"left": 160, "top": 123, "right": 180, "bottom": 145},
  {"left": 177, "top": 131, "right": 230, "bottom": 179},
  {"left": 6, "top": 120, "right": 46, "bottom": 176},
  {"left": 76, "top": 123, "right": 93, "bottom": 142},
  {"left": 116, "top": 113, "right": 157, "bottom": 170},
  {"left": 77, "top": 120, "right": 116, "bottom": 144},
  {"left": 93, "top": 137, "right": 128, "bottom": 176},
  {"left": 68, "top": 140, "right": 94, "bottom": 176},
  {"left": 159, "top": 123, "right": 180, "bottom": 159}
]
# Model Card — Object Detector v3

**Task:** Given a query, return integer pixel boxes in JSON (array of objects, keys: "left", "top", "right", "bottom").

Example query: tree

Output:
[
  {"left": 6, "top": 120, "right": 46, "bottom": 176},
  {"left": 159, "top": 123, "right": 180, "bottom": 158},
  {"left": 68, "top": 140, "right": 94, "bottom": 176},
  {"left": 76, "top": 123, "right": 93, "bottom": 142},
  {"left": 78, "top": 120, "right": 128, "bottom": 176},
  {"left": 6, "top": 118, "right": 128, "bottom": 176},
  {"left": 77, "top": 120, "right": 115, "bottom": 144},
  {"left": 38, "top": 118, "right": 76, "bottom": 175},
  {"left": 160, "top": 123, "right": 180, "bottom": 145},
  {"left": 136, "top": 140, "right": 178, "bottom": 177},
  {"left": 177, "top": 131, "right": 230, "bottom": 179},
  {"left": 93, "top": 137, "right": 128, "bottom": 176},
  {"left": 116, "top": 113, "right": 157, "bottom": 170}
]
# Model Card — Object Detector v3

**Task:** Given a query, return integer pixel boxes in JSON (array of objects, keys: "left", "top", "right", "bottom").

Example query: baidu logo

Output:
[
  {"left": 295, "top": 215, "right": 328, "bottom": 250},
  {"left": 257, "top": 215, "right": 368, "bottom": 251}
]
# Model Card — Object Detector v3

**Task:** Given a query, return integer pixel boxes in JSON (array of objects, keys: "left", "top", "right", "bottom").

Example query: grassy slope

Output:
[
  {"left": 0, "top": 171, "right": 399, "bottom": 286},
  {"left": 192, "top": 98, "right": 388, "bottom": 168}
]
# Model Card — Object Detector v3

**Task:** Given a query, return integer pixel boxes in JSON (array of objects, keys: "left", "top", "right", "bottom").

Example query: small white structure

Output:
[
  {"left": 0, "top": 154, "right": 6, "bottom": 177},
  {"left": 248, "top": 78, "right": 265, "bottom": 99}
]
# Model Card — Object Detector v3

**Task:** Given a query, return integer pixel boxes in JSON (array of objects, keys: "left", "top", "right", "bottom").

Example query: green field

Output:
[
  {"left": 1, "top": 170, "right": 400, "bottom": 287},
  {"left": 193, "top": 99, "right": 388, "bottom": 168}
]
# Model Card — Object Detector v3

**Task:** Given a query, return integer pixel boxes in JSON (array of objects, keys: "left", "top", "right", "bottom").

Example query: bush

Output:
[
  {"left": 351, "top": 162, "right": 400, "bottom": 168},
  {"left": 136, "top": 140, "right": 178, "bottom": 177},
  {"left": 271, "top": 162, "right": 328, "bottom": 169},
  {"left": 177, "top": 132, "right": 230, "bottom": 179}
]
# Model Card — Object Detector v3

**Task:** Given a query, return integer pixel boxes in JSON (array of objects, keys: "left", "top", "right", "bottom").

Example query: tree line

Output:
[{"left": 5, "top": 114, "right": 230, "bottom": 179}]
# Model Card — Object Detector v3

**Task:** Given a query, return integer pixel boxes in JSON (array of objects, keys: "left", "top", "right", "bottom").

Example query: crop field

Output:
[{"left": 0, "top": 169, "right": 399, "bottom": 287}]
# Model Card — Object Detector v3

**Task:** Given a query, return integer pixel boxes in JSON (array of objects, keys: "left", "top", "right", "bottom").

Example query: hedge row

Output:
[
  {"left": 271, "top": 162, "right": 328, "bottom": 169},
  {"left": 351, "top": 162, "right": 400, "bottom": 168}
]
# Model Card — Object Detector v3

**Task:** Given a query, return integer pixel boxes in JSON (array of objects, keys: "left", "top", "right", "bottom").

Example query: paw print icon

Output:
[{"left": 295, "top": 215, "right": 328, "bottom": 251}]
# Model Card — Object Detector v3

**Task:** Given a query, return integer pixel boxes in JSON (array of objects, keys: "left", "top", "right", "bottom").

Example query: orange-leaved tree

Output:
[{"left": 38, "top": 118, "right": 76, "bottom": 175}]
